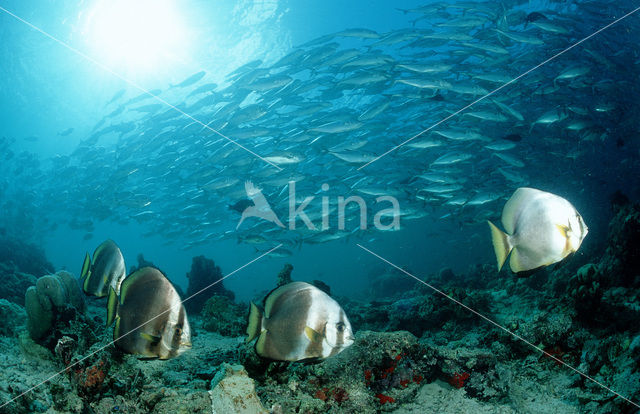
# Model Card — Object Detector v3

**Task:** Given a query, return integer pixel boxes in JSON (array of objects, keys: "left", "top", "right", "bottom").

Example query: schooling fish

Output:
[
  {"left": 170, "top": 70, "right": 206, "bottom": 88},
  {"left": 246, "top": 281, "right": 354, "bottom": 361},
  {"left": 57, "top": 128, "right": 74, "bottom": 136},
  {"left": 80, "top": 239, "right": 126, "bottom": 297},
  {"left": 107, "top": 267, "right": 191, "bottom": 359},
  {"left": 488, "top": 188, "right": 588, "bottom": 275}
]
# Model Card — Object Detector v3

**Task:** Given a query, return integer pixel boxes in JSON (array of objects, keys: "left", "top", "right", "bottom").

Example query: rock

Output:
[
  {"left": 17, "top": 331, "right": 52, "bottom": 360},
  {"left": 0, "top": 298, "right": 26, "bottom": 336},
  {"left": 153, "top": 391, "right": 211, "bottom": 413},
  {"left": 209, "top": 363, "right": 267, "bottom": 414}
]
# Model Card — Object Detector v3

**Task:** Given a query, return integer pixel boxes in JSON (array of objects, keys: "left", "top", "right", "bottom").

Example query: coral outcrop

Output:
[
  {"left": 185, "top": 255, "right": 233, "bottom": 313},
  {"left": 276, "top": 263, "right": 293, "bottom": 287},
  {"left": 568, "top": 203, "right": 640, "bottom": 330},
  {"left": 2, "top": 203, "right": 640, "bottom": 413},
  {"left": 0, "top": 262, "right": 38, "bottom": 306},
  {"left": 25, "top": 271, "right": 86, "bottom": 342},
  {"left": 0, "top": 236, "right": 54, "bottom": 277},
  {"left": 0, "top": 298, "right": 26, "bottom": 336},
  {"left": 201, "top": 294, "right": 246, "bottom": 336}
]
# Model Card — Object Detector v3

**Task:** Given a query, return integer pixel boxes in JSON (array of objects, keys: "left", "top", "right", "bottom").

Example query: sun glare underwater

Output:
[
  {"left": 83, "top": 0, "right": 191, "bottom": 76},
  {"left": 0, "top": 0, "right": 639, "bottom": 413}
]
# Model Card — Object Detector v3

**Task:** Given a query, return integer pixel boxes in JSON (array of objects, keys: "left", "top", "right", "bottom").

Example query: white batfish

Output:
[
  {"left": 246, "top": 281, "right": 354, "bottom": 361},
  {"left": 488, "top": 187, "right": 588, "bottom": 274}
]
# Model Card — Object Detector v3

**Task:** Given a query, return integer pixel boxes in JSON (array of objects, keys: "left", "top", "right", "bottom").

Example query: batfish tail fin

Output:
[{"left": 488, "top": 221, "right": 512, "bottom": 271}]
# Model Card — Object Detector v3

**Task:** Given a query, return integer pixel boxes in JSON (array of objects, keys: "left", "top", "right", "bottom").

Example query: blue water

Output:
[
  {"left": 2, "top": 0, "right": 640, "bottom": 412},
  {"left": 0, "top": 0, "right": 637, "bottom": 300}
]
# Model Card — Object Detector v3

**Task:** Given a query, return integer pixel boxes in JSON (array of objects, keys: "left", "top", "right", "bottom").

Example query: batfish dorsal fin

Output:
[
  {"left": 119, "top": 267, "right": 151, "bottom": 303},
  {"left": 264, "top": 282, "right": 308, "bottom": 318},
  {"left": 264, "top": 287, "right": 284, "bottom": 319},
  {"left": 93, "top": 240, "right": 109, "bottom": 258}
]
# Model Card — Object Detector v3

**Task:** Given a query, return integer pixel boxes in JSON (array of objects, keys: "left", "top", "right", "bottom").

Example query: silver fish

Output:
[
  {"left": 246, "top": 281, "right": 354, "bottom": 361},
  {"left": 80, "top": 239, "right": 126, "bottom": 297},
  {"left": 488, "top": 188, "right": 588, "bottom": 274},
  {"left": 107, "top": 267, "right": 191, "bottom": 359}
]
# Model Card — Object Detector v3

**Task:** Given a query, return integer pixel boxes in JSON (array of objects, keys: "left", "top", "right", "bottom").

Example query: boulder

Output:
[{"left": 209, "top": 363, "right": 266, "bottom": 414}]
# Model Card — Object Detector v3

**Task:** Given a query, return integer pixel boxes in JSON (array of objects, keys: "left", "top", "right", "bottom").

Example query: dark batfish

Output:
[
  {"left": 246, "top": 281, "right": 354, "bottom": 361},
  {"left": 80, "top": 239, "right": 126, "bottom": 297},
  {"left": 107, "top": 267, "right": 191, "bottom": 359},
  {"left": 171, "top": 71, "right": 206, "bottom": 88}
]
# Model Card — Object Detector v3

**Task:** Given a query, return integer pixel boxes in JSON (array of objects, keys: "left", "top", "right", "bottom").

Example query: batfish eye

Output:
[
  {"left": 336, "top": 322, "right": 345, "bottom": 332},
  {"left": 175, "top": 327, "right": 182, "bottom": 336}
]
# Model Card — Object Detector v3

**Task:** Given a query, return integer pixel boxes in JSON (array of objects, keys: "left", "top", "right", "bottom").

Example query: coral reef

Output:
[
  {"left": 1, "top": 204, "right": 640, "bottom": 413},
  {"left": 275, "top": 263, "right": 293, "bottom": 287},
  {"left": 367, "top": 265, "right": 418, "bottom": 299},
  {"left": 200, "top": 294, "right": 246, "bottom": 336},
  {"left": 311, "top": 279, "right": 331, "bottom": 295},
  {"left": 599, "top": 203, "right": 640, "bottom": 287},
  {"left": 25, "top": 271, "right": 86, "bottom": 343},
  {"left": 568, "top": 203, "right": 640, "bottom": 330},
  {"left": 0, "top": 261, "right": 37, "bottom": 306},
  {"left": 247, "top": 330, "right": 435, "bottom": 413},
  {"left": 185, "top": 255, "right": 233, "bottom": 313},
  {"left": 128, "top": 253, "right": 160, "bottom": 275},
  {"left": 0, "top": 236, "right": 54, "bottom": 277},
  {"left": 274, "top": 263, "right": 331, "bottom": 295},
  {"left": 0, "top": 298, "right": 26, "bottom": 336}
]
